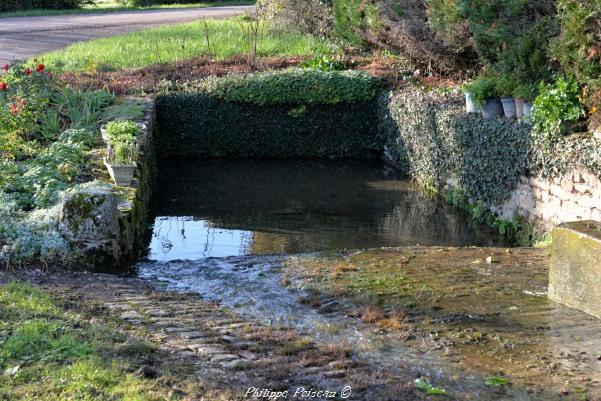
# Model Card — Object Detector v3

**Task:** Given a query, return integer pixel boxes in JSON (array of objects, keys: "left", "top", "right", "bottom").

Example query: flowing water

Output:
[{"left": 136, "top": 160, "right": 601, "bottom": 400}]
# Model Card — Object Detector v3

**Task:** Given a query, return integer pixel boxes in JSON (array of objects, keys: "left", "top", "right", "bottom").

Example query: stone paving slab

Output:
[{"left": 0, "top": 6, "right": 253, "bottom": 65}]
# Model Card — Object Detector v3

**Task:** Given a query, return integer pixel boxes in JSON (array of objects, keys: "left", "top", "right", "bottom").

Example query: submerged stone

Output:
[{"left": 549, "top": 221, "right": 601, "bottom": 319}]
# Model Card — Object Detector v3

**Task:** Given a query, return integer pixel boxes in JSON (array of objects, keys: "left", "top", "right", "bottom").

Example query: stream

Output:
[{"left": 135, "top": 160, "right": 601, "bottom": 400}]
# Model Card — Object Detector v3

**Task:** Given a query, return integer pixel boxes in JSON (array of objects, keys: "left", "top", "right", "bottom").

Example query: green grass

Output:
[
  {"left": 0, "top": 282, "right": 175, "bottom": 401},
  {"left": 38, "top": 17, "right": 337, "bottom": 72},
  {"left": 0, "top": 0, "right": 254, "bottom": 18}
]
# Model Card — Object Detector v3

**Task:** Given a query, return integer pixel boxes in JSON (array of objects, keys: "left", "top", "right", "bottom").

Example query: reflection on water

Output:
[
  {"left": 144, "top": 160, "right": 506, "bottom": 260},
  {"left": 136, "top": 160, "right": 589, "bottom": 400}
]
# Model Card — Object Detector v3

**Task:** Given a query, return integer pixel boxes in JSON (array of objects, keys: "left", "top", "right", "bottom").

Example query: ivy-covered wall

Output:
[
  {"left": 156, "top": 95, "right": 380, "bottom": 159},
  {"left": 155, "top": 69, "right": 382, "bottom": 159},
  {"left": 378, "top": 86, "right": 601, "bottom": 230}
]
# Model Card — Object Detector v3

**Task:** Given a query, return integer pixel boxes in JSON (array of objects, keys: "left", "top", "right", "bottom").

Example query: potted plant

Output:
[
  {"left": 513, "top": 83, "right": 536, "bottom": 119},
  {"left": 497, "top": 75, "right": 517, "bottom": 118},
  {"left": 100, "top": 120, "right": 144, "bottom": 148},
  {"left": 104, "top": 140, "right": 138, "bottom": 186},
  {"left": 462, "top": 84, "right": 479, "bottom": 114},
  {"left": 467, "top": 76, "right": 503, "bottom": 120}
]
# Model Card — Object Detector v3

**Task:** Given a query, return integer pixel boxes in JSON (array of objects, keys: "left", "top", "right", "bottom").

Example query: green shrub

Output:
[
  {"left": 513, "top": 83, "right": 537, "bottom": 101},
  {"left": 110, "top": 142, "right": 137, "bottom": 165},
  {"left": 192, "top": 68, "right": 381, "bottom": 106},
  {"left": 465, "top": 75, "right": 499, "bottom": 106},
  {"left": 495, "top": 74, "right": 518, "bottom": 98},
  {"left": 332, "top": 0, "right": 365, "bottom": 45},
  {"left": 426, "top": 0, "right": 471, "bottom": 54},
  {"left": 104, "top": 120, "right": 140, "bottom": 145},
  {"left": 301, "top": 54, "right": 349, "bottom": 71},
  {"left": 427, "top": 0, "right": 556, "bottom": 86},
  {"left": 258, "top": 0, "right": 333, "bottom": 37},
  {"left": 530, "top": 75, "right": 586, "bottom": 140},
  {"left": 0, "top": 0, "right": 92, "bottom": 12},
  {"left": 0, "top": 63, "right": 119, "bottom": 267},
  {"left": 551, "top": 0, "right": 601, "bottom": 83}
]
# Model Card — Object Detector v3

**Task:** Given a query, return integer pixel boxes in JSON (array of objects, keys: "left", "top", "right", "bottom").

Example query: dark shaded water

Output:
[{"left": 142, "top": 160, "right": 506, "bottom": 261}]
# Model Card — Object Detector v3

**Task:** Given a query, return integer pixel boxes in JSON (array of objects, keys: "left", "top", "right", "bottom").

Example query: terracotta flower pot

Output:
[{"left": 515, "top": 98, "right": 525, "bottom": 118}]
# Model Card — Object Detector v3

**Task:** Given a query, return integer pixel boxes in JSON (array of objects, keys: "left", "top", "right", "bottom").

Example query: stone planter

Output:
[
  {"left": 480, "top": 98, "right": 504, "bottom": 120},
  {"left": 549, "top": 221, "right": 601, "bottom": 319},
  {"left": 515, "top": 98, "right": 525, "bottom": 118},
  {"left": 464, "top": 92, "right": 479, "bottom": 113},
  {"left": 104, "top": 157, "right": 137, "bottom": 187},
  {"left": 501, "top": 97, "right": 517, "bottom": 119}
]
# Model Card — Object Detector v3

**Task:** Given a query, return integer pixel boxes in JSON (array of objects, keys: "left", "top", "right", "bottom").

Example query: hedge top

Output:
[{"left": 171, "top": 68, "right": 381, "bottom": 106}]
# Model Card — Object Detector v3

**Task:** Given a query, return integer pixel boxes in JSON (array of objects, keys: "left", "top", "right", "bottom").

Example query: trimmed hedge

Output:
[
  {"left": 378, "top": 86, "right": 601, "bottom": 207},
  {"left": 156, "top": 69, "right": 382, "bottom": 159},
  {"left": 188, "top": 68, "right": 381, "bottom": 106},
  {"left": 0, "top": 0, "right": 90, "bottom": 11},
  {"left": 156, "top": 94, "right": 380, "bottom": 158}
]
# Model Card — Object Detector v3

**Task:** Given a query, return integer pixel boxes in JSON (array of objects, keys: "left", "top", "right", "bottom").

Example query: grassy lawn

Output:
[
  {"left": 0, "top": 0, "right": 254, "bottom": 18},
  {"left": 0, "top": 282, "right": 192, "bottom": 400},
  {"left": 39, "top": 17, "right": 336, "bottom": 72}
]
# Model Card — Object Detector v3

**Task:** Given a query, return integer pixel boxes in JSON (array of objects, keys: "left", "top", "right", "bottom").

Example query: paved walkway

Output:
[{"left": 0, "top": 6, "right": 253, "bottom": 65}]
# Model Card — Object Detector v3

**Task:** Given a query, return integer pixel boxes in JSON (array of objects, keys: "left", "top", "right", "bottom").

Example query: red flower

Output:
[
  {"left": 24, "top": 68, "right": 31, "bottom": 76},
  {"left": 0, "top": 82, "right": 7, "bottom": 91},
  {"left": 2, "top": 64, "right": 8, "bottom": 71},
  {"left": 9, "top": 104, "right": 18, "bottom": 116},
  {"left": 36, "top": 64, "right": 45, "bottom": 73}
]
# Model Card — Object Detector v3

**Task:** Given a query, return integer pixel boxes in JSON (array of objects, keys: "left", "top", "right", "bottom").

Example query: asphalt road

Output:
[{"left": 0, "top": 5, "right": 253, "bottom": 65}]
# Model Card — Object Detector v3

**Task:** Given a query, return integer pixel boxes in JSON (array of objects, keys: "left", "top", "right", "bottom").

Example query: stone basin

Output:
[{"left": 549, "top": 220, "right": 601, "bottom": 319}]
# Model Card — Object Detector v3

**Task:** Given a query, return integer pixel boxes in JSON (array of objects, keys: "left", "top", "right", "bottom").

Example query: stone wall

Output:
[
  {"left": 59, "top": 97, "right": 156, "bottom": 271},
  {"left": 379, "top": 87, "right": 601, "bottom": 233},
  {"left": 492, "top": 169, "right": 601, "bottom": 228}
]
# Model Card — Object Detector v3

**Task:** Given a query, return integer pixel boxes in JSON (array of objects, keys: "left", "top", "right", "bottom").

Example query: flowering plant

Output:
[{"left": 0, "top": 62, "right": 57, "bottom": 159}]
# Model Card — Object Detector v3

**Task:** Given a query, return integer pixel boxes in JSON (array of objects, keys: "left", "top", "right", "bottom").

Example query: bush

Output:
[
  {"left": 187, "top": 68, "right": 381, "bottom": 106},
  {"left": 0, "top": 0, "right": 92, "bottom": 12},
  {"left": 334, "top": 1, "right": 477, "bottom": 73},
  {"left": 258, "top": 0, "right": 333, "bottom": 37},
  {"left": 552, "top": 0, "right": 601, "bottom": 83},
  {"left": 104, "top": 120, "right": 140, "bottom": 145},
  {"left": 530, "top": 75, "right": 586, "bottom": 140},
  {"left": 426, "top": 0, "right": 472, "bottom": 54},
  {"left": 0, "top": 63, "right": 119, "bottom": 267},
  {"left": 464, "top": 75, "right": 499, "bottom": 106},
  {"left": 332, "top": 0, "right": 366, "bottom": 45},
  {"left": 301, "top": 54, "right": 349, "bottom": 71}
]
